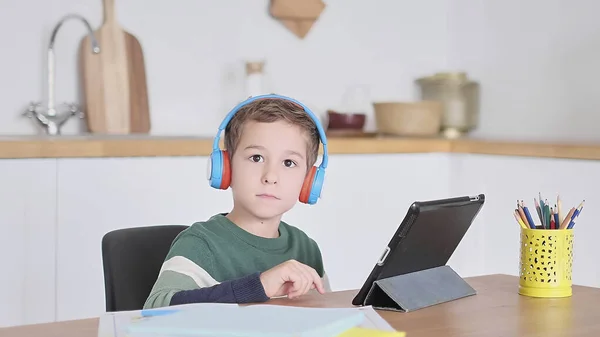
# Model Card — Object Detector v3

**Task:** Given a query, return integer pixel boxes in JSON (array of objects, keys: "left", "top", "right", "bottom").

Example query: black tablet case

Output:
[{"left": 354, "top": 195, "right": 483, "bottom": 312}]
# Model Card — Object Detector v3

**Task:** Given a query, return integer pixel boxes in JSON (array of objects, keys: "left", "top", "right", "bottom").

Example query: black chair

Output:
[{"left": 101, "top": 225, "right": 188, "bottom": 312}]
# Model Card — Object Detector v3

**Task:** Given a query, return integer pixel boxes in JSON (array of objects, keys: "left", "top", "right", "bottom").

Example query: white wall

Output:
[
  {"left": 1, "top": 0, "right": 449, "bottom": 136},
  {"left": 447, "top": 0, "right": 600, "bottom": 142},
  {"left": 4, "top": 0, "right": 600, "bottom": 141}
]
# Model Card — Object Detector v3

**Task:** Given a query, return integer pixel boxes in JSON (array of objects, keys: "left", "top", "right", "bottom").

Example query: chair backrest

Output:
[{"left": 101, "top": 225, "right": 188, "bottom": 312}]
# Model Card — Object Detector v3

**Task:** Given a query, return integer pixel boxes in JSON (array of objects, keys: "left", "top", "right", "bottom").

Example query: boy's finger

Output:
[
  {"left": 306, "top": 267, "right": 326, "bottom": 294},
  {"left": 294, "top": 264, "right": 313, "bottom": 296},
  {"left": 314, "top": 280, "right": 326, "bottom": 294},
  {"left": 288, "top": 281, "right": 304, "bottom": 299},
  {"left": 289, "top": 273, "right": 306, "bottom": 298}
]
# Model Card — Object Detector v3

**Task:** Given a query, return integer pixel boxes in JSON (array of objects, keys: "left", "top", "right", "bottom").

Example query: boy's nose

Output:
[
  {"left": 263, "top": 177, "right": 277, "bottom": 184},
  {"left": 262, "top": 167, "right": 278, "bottom": 184}
]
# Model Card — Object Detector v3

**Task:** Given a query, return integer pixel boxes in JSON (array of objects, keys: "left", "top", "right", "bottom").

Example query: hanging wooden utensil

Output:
[
  {"left": 269, "top": 0, "right": 325, "bottom": 39},
  {"left": 79, "top": 0, "right": 150, "bottom": 134}
]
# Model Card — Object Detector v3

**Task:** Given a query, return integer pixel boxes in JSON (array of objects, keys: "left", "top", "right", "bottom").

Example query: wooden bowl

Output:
[{"left": 373, "top": 101, "right": 442, "bottom": 136}]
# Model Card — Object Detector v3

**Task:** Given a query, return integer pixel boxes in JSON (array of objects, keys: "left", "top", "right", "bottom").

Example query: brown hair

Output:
[{"left": 224, "top": 98, "right": 320, "bottom": 169}]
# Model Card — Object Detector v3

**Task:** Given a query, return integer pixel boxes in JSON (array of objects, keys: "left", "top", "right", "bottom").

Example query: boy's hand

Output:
[{"left": 260, "top": 259, "right": 326, "bottom": 299}]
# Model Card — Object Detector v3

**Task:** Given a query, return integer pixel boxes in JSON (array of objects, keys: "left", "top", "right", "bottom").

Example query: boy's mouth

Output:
[{"left": 257, "top": 193, "right": 280, "bottom": 200}]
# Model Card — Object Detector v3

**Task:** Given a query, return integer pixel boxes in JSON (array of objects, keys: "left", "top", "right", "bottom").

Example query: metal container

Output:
[{"left": 415, "top": 72, "right": 480, "bottom": 138}]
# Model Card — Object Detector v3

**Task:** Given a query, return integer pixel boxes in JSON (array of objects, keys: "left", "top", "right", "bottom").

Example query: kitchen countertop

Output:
[{"left": 2, "top": 135, "right": 600, "bottom": 160}]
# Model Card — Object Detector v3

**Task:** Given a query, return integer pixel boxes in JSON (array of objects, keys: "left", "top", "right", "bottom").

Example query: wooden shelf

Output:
[{"left": 1, "top": 135, "right": 600, "bottom": 160}]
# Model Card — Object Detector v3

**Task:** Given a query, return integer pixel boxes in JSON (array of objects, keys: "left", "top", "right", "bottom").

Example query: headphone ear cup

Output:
[
  {"left": 220, "top": 150, "right": 231, "bottom": 189},
  {"left": 308, "top": 167, "right": 325, "bottom": 205},
  {"left": 208, "top": 150, "right": 222, "bottom": 189},
  {"left": 208, "top": 150, "right": 231, "bottom": 190},
  {"left": 299, "top": 166, "right": 317, "bottom": 204}
]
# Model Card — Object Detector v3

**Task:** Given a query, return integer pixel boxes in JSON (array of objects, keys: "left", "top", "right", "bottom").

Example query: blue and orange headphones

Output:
[{"left": 207, "top": 94, "right": 329, "bottom": 205}]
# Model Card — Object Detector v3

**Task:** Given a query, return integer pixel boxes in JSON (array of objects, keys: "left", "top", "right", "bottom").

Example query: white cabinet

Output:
[
  {"left": 55, "top": 157, "right": 233, "bottom": 321},
  {"left": 3, "top": 152, "right": 599, "bottom": 326},
  {"left": 0, "top": 159, "right": 57, "bottom": 328}
]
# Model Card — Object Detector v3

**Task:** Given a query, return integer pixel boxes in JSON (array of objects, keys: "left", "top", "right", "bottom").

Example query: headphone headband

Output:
[{"left": 213, "top": 94, "right": 328, "bottom": 169}]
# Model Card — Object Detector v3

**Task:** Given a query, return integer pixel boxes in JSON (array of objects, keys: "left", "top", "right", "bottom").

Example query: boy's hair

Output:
[{"left": 224, "top": 98, "right": 320, "bottom": 169}]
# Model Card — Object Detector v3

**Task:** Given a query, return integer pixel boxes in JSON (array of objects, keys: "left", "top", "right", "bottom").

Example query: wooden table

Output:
[{"left": 2, "top": 274, "right": 599, "bottom": 337}]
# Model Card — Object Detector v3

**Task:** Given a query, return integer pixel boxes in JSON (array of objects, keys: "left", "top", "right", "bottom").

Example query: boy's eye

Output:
[
  {"left": 283, "top": 159, "right": 297, "bottom": 168},
  {"left": 250, "top": 155, "right": 263, "bottom": 163}
]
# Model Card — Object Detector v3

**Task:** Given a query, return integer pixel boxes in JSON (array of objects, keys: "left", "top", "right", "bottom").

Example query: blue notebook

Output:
[{"left": 127, "top": 304, "right": 365, "bottom": 337}]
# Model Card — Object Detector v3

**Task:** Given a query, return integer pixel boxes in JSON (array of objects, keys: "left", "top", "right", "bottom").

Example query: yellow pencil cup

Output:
[{"left": 518, "top": 227, "right": 574, "bottom": 298}]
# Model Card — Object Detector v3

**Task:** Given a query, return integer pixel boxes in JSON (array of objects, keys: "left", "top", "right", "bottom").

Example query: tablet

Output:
[{"left": 351, "top": 194, "right": 485, "bottom": 306}]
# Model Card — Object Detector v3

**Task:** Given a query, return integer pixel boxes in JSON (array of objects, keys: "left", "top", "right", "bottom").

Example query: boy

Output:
[{"left": 144, "top": 95, "right": 331, "bottom": 309}]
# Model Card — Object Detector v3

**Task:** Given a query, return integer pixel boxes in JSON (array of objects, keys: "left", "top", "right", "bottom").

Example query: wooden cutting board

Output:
[{"left": 79, "top": 0, "right": 150, "bottom": 134}]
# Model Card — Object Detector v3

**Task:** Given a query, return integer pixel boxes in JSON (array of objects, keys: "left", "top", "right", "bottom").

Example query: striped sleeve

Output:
[
  {"left": 169, "top": 272, "right": 268, "bottom": 305},
  {"left": 143, "top": 234, "right": 268, "bottom": 309}
]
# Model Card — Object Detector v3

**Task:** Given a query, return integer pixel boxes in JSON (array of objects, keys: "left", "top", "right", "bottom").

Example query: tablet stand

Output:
[{"left": 362, "top": 265, "right": 476, "bottom": 312}]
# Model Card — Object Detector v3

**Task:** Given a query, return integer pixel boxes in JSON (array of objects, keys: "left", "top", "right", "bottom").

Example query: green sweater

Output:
[{"left": 144, "top": 214, "right": 329, "bottom": 309}]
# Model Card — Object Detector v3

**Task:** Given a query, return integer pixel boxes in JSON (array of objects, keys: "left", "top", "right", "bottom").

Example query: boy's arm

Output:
[
  {"left": 169, "top": 271, "right": 268, "bottom": 305},
  {"left": 143, "top": 235, "right": 269, "bottom": 309}
]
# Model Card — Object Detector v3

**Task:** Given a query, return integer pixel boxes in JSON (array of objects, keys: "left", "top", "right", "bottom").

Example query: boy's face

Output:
[{"left": 229, "top": 120, "right": 309, "bottom": 220}]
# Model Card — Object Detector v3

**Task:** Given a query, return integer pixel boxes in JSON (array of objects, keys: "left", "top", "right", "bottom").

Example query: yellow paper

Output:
[{"left": 337, "top": 327, "right": 406, "bottom": 337}]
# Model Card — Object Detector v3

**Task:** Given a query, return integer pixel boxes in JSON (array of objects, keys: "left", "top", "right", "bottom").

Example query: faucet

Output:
[{"left": 23, "top": 14, "right": 100, "bottom": 135}]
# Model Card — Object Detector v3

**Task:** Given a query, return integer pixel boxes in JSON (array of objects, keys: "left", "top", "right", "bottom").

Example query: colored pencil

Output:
[
  {"left": 514, "top": 195, "right": 583, "bottom": 230},
  {"left": 559, "top": 207, "right": 575, "bottom": 229},
  {"left": 534, "top": 198, "right": 543, "bottom": 224},
  {"left": 544, "top": 200, "right": 550, "bottom": 229},
  {"left": 567, "top": 200, "right": 585, "bottom": 229},
  {"left": 521, "top": 206, "right": 536, "bottom": 229},
  {"left": 517, "top": 203, "right": 531, "bottom": 228},
  {"left": 539, "top": 193, "right": 545, "bottom": 227},
  {"left": 514, "top": 210, "right": 528, "bottom": 229},
  {"left": 557, "top": 195, "right": 564, "bottom": 224}
]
